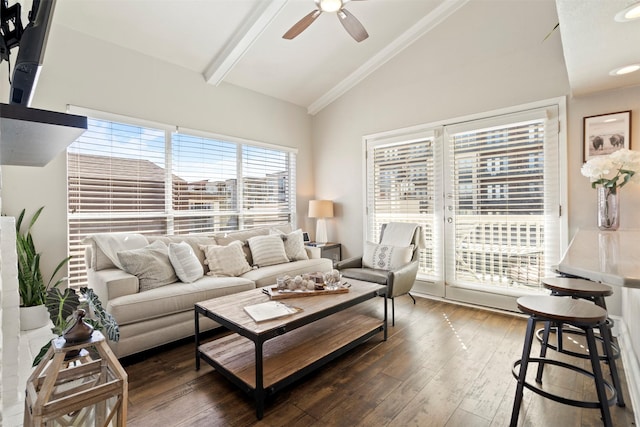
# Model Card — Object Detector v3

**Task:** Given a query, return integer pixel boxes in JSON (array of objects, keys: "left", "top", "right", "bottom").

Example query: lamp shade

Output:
[{"left": 308, "top": 200, "right": 334, "bottom": 218}]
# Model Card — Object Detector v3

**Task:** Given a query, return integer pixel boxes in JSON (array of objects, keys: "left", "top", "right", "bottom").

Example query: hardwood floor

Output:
[{"left": 123, "top": 296, "right": 635, "bottom": 426}]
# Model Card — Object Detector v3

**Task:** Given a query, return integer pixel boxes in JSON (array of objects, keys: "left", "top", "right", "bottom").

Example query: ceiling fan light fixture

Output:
[
  {"left": 609, "top": 64, "right": 640, "bottom": 76},
  {"left": 614, "top": 1, "right": 640, "bottom": 22},
  {"left": 285, "top": 0, "right": 367, "bottom": 42},
  {"left": 318, "top": 0, "right": 343, "bottom": 13}
]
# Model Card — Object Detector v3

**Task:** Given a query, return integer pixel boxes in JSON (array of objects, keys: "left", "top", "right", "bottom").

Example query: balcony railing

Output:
[{"left": 454, "top": 215, "right": 544, "bottom": 289}]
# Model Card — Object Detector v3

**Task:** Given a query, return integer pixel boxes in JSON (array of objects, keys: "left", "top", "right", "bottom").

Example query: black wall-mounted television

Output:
[{"left": 10, "top": 0, "right": 55, "bottom": 106}]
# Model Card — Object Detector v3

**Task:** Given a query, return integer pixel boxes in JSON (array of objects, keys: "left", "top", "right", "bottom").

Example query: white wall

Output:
[
  {"left": 312, "top": 0, "right": 640, "bottom": 272},
  {"left": 310, "top": 0, "right": 640, "bottom": 414},
  {"left": 1, "top": 25, "right": 315, "bottom": 281},
  {"left": 567, "top": 86, "right": 640, "bottom": 234},
  {"left": 312, "top": 0, "right": 569, "bottom": 258}
]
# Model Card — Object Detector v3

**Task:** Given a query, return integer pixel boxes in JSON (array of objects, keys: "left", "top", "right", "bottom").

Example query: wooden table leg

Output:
[{"left": 254, "top": 340, "right": 265, "bottom": 420}]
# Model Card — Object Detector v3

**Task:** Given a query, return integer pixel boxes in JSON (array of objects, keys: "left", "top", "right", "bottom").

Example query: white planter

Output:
[{"left": 19, "top": 304, "right": 50, "bottom": 331}]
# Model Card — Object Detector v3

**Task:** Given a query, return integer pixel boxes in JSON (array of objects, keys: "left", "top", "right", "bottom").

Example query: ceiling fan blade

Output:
[
  {"left": 283, "top": 9, "right": 322, "bottom": 39},
  {"left": 337, "top": 8, "right": 368, "bottom": 42}
]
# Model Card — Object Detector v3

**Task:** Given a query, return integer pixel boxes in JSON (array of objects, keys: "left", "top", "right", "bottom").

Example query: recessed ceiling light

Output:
[
  {"left": 615, "top": 1, "right": 640, "bottom": 22},
  {"left": 609, "top": 64, "right": 640, "bottom": 76}
]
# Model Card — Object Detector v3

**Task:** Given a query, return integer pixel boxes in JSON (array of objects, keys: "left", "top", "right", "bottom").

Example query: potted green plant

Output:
[
  {"left": 16, "top": 206, "right": 71, "bottom": 330},
  {"left": 32, "top": 286, "right": 120, "bottom": 366}
]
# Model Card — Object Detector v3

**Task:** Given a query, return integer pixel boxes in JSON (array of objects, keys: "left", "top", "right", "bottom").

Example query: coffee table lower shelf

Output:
[{"left": 197, "top": 311, "right": 383, "bottom": 415}]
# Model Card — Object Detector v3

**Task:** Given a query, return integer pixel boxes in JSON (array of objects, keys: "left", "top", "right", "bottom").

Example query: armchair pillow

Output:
[
  {"left": 362, "top": 241, "right": 414, "bottom": 270},
  {"left": 200, "top": 241, "right": 252, "bottom": 277},
  {"left": 247, "top": 234, "right": 290, "bottom": 267},
  {"left": 168, "top": 241, "right": 204, "bottom": 283},
  {"left": 270, "top": 228, "right": 309, "bottom": 261},
  {"left": 117, "top": 240, "right": 178, "bottom": 292}
]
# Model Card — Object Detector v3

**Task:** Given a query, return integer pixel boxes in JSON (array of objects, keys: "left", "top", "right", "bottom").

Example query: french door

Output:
[{"left": 366, "top": 102, "right": 563, "bottom": 308}]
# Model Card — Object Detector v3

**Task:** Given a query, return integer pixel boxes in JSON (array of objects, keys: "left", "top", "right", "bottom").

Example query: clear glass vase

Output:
[{"left": 597, "top": 187, "right": 619, "bottom": 231}]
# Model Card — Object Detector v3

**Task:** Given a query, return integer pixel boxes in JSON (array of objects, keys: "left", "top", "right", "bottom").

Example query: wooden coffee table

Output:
[{"left": 194, "top": 279, "right": 387, "bottom": 419}]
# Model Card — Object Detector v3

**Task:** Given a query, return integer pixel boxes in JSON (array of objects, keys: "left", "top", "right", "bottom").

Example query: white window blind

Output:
[
  {"left": 171, "top": 133, "right": 238, "bottom": 234},
  {"left": 67, "top": 119, "right": 168, "bottom": 288},
  {"left": 443, "top": 107, "right": 560, "bottom": 291},
  {"left": 67, "top": 118, "right": 296, "bottom": 289},
  {"left": 241, "top": 146, "right": 296, "bottom": 228},
  {"left": 366, "top": 134, "right": 441, "bottom": 279},
  {"left": 364, "top": 102, "right": 562, "bottom": 306},
  {"left": 68, "top": 119, "right": 167, "bottom": 214}
]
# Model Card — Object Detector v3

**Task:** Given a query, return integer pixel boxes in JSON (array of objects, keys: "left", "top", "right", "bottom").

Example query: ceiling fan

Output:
[{"left": 283, "top": 0, "right": 369, "bottom": 42}]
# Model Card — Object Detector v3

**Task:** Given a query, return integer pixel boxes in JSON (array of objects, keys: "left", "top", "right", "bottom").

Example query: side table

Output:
[
  {"left": 305, "top": 242, "right": 341, "bottom": 265},
  {"left": 24, "top": 331, "right": 128, "bottom": 427}
]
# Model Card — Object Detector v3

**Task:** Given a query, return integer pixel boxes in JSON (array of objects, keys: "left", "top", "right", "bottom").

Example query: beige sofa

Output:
[{"left": 85, "top": 225, "right": 333, "bottom": 358}]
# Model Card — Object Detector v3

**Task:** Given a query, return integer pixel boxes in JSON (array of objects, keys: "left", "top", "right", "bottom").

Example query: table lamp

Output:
[{"left": 308, "top": 200, "right": 334, "bottom": 244}]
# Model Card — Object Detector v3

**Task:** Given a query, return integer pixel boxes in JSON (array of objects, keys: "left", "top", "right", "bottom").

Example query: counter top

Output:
[{"left": 557, "top": 228, "right": 640, "bottom": 288}]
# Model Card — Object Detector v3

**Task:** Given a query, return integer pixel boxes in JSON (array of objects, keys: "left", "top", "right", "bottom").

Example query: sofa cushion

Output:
[
  {"left": 117, "top": 240, "right": 178, "bottom": 292},
  {"left": 214, "top": 228, "right": 270, "bottom": 265},
  {"left": 214, "top": 228, "right": 269, "bottom": 245},
  {"left": 247, "top": 234, "right": 290, "bottom": 267},
  {"left": 84, "top": 233, "right": 149, "bottom": 270},
  {"left": 107, "top": 276, "right": 256, "bottom": 326},
  {"left": 362, "top": 242, "right": 414, "bottom": 270},
  {"left": 271, "top": 228, "right": 309, "bottom": 261},
  {"left": 168, "top": 242, "right": 204, "bottom": 283},
  {"left": 241, "top": 257, "right": 333, "bottom": 288},
  {"left": 340, "top": 267, "right": 389, "bottom": 285},
  {"left": 200, "top": 241, "right": 252, "bottom": 277},
  {"left": 271, "top": 223, "right": 293, "bottom": 234},
  {"left": 148, "top": 235, "right": 215, "bottom": 274}
]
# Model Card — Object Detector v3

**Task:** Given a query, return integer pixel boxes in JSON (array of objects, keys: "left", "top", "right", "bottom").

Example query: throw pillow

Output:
[
  {"left": 270, "top": 228, "right": 309, "bottom": 261},
  {"left": 215, "top": 229, "right": 269, "bottom": 266},
  {"left": 362, "top": 241, "right": 414, "bottom": 270},
  {"left": 117, "top": 240, "right": 178, "bottom": 292},
  {"left": 151, "top": 235, "right": 215, "bottom": 274},
  {"left": 247, "top": 234, "right": 290, "bottom": 267},
  {"left": 200, "top": 241, "right": 252, "bottom": 277},
  {"left": 168, "top": 241, "right": 204, "bottom": 283}
]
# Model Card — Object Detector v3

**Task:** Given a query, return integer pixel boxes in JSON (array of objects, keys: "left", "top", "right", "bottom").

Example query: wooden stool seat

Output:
[
  {"left": 510, "top": 296, "right": 616, "bottom": 427},
  {"left": 542, "top": 277, "right": 613, "bottom": 299},
  {"left": 517, "top": 295, "right": 607, "bottom": 324}
]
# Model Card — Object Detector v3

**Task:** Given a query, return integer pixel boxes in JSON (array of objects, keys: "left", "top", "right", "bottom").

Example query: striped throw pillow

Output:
[{"left": 247, "top": 235, "right": 290, "bottom": 267}]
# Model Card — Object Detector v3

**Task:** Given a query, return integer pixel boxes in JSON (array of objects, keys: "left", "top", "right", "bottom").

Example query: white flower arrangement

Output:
[{"left": 581, "top": 148, "right": 640, "bottom": 193}]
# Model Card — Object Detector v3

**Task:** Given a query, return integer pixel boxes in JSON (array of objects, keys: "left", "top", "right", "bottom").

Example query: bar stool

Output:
[
  {"left": 538, "top": 277, "right": 625, "bottom": 407},
  {"left": 510, "top": 296, "right": 616, "bottom": 427}
]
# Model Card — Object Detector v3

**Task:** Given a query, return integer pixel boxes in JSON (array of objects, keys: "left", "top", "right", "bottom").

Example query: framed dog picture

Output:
[{"left": 583, "top": 110, "right": 632, "bottom": 162}]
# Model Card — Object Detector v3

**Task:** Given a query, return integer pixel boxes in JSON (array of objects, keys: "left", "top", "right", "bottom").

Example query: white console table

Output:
[{"left": 557, "top": 228, "right": 640, "bottom": 288}]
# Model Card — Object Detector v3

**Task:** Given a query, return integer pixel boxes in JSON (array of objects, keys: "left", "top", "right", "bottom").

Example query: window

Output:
[
  {"left": 366, "top": 131, "right": 442, "bottom": 281},
  {"left": 444, "top": 108, "right": 560, "bottom": 292},
  {"left": 366, "top": 100, "right": 564, "bottom": 306},
  {"left": 67, "top": 116, "right": 296, "bottom": 288}
]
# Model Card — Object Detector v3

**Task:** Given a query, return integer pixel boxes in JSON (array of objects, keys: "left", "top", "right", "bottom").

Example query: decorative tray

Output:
[{"left": 263, "top": 284, "right": 349, "bottom": 300}]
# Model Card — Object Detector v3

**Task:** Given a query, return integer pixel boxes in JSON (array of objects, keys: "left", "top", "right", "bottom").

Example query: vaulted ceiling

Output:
[{"left": 52, "top": 0, "right": 640, "bottom": 115}]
